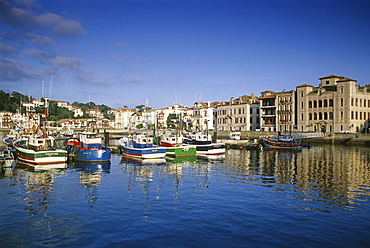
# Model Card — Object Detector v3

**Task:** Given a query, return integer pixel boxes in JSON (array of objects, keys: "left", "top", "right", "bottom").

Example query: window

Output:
[
  {"left": 309, "top": 113, "right": 312, "bottom": 120},
  {"left": 324, "top": 99, "right": 328, "bottom": 107},
  {"left": 341, "top": 98, "right": 343, "bottom": 107},
  {"left": 319, "top": 100, "right": 322, "bottom": 108},
  {"left": 314, "top": 100, "right": 317, "bottom": 108},
  {"left": 309, "top": 101, "right": 312, "bottom": 108},
  {"left": 326, "top": 80, "right": 329, "bottom": 85}
]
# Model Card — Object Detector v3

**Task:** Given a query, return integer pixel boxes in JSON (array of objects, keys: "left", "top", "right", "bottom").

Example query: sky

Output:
[{"left": 0, "top": 0, "right": 369, "bottom": 110}]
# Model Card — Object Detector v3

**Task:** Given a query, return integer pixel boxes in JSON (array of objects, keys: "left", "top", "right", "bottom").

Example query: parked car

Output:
[{"left": 341, "top": 130, "right": 350, "bottom": 133}]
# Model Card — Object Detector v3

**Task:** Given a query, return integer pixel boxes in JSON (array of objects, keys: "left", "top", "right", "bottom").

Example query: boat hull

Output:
[
  {"left": 194, "top": 143, "right": 226, "bottom": 155},
  {"left": 14, "top": 146, "right": 68, "bottom": 165},
  {"left": 118, "top": 145, "right": 167, "bottom": 159},
  {"left": 261, "top": 137, "right": 302, "bottom": 149},
  {"left": 74, "top": 148, "right": 111, "bottom": 162},
  {"left": 165, "top": 145, "right": 196, "bottom": 157}
]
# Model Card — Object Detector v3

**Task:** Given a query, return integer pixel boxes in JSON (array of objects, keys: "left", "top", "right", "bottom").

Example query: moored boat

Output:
[
  {"left": 71, "top": 133, "right": 111, "bottom": 162},
  {"left": 260, "top": 135, "right": 302, "bottom": 149},
  {"left": 160, "top": 132, "right": 196, "bottom": 157},
  {"left": 13, "top": 135, "right": 68, "bottom": 165},
  {"left": 118, "top": 134, "right": 166, "bottom": 159},
  {"left": 183, "top": 132, "right": 226, "bottom": 155}
]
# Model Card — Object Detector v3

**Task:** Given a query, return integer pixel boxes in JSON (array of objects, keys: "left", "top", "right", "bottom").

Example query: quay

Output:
[{"left": 1, "top": 129, "right": 369, "bottom": 153}]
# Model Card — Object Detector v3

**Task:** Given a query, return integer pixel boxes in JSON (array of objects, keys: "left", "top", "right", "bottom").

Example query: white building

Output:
[{"left": 217, "top": 94, "right": 260, "bottom": 131}]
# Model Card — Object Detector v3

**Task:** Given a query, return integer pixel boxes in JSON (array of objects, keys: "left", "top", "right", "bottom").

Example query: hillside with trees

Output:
[{"left": 0, "top": 90, "right": 114, "bottom": 121}]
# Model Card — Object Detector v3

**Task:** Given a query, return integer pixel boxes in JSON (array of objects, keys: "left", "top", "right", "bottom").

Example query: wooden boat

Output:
[
  {"left": 183, "top": 132, "right": 226, "bottom": 155},
  {"left": 13, "top": 135, "right": 68, "bottom": 165},
  {"left": 118, "top": 134, "right": 166, "bottom": 159},
  {"left": 260, "top": 135, "right": 302, "bottom": 149},
  {"left": 66, "top": 133, "right": 111, "bottom": 162},
  {"left": 160, "top": 132, "right": 196, "bottom": 157}
]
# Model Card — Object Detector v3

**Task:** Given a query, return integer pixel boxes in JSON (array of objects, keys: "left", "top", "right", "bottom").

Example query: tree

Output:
[
  {"left": 135, "top": 104, "right": 152, "bottom": 112},
  {"left": 166, "top": 113, "right": 179, "bottom": 129}
]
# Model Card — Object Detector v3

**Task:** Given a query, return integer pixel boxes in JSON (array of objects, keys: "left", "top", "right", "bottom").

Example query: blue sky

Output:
[{"left": 1, "top": 0, "right": 369, "bottom": 109}]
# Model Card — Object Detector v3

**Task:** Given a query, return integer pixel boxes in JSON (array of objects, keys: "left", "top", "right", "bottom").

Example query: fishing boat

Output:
[
  {"left": 12, "top": 97, "right": 68, "bottom": 165},
  {"left": 66, "top": 133, "right": 111, "bottom": 162},
  {"left": 260, "top": 134, "right": 302, "bottom": 149},
  {"left": 183, "top": 132, "right": 226, "bottom": 155},
  {"left": 160, "top": 132, "right": 196, "bottom": 157},
  {"left": 13, "top": 134, "right": 68, "bottom": 164},
  {"left": 118, "top": 134, "right": 167, "bottom": 159}
]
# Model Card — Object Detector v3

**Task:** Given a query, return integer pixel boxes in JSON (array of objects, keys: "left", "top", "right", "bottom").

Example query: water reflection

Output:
[
  {"left": 72, "top": 160, "right": 111, "bottom": 212},
  {"left": 221, "top": 145, "right": 370, "bottom": 212},
  {"left": 13, "top": 162, "right": 67, "bottom": 217}
]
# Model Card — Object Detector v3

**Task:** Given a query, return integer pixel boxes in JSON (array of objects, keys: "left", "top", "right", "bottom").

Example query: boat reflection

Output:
[
  {"left": 73, "top": 160, "right": 111, "bottom": 187},
  {"left": 16, "top": 160, "right": 67, "bottom": 171},
  {"left": 197, "top": 154, "right": 225, "bottom": 160},
  {"left": 121, "top": 155, "right": 166, "bottom": 166},
  {"left": 14, "top": 163, "right": 67, "bottom": 217},
  {"left": 73, "top": 160, "right": 111, "bottom": 174},
  {"left": 165, "top": 155, "right": 196, "bottom": 164}
]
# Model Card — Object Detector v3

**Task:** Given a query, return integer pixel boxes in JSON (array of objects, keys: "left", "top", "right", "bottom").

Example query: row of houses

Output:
[{"left": 1, "top": 75, "right": 370, "bottom": 133}]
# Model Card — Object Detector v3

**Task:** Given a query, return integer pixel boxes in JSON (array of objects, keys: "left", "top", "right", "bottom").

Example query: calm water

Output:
[{"left": 1, "top": 144, "right": 370, "bottom": 247}]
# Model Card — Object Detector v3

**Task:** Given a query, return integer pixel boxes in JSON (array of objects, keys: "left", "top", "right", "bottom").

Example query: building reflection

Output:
[{"left": 226, "top": 145, "right": 370, "bottom": 210}]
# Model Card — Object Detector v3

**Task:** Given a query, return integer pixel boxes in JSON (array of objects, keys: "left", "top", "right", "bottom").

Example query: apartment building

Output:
[
  {"left": 276, "top": 90, "right": 296, "bottom": 132},
  {"left": 296, "top": 75, "right": 370, "bottom": 133},
  {"left": 260, "top": 91, "right": 276, "bottom": 131},
  {"left": 190, "top": 101, "right": 219, "bottom": 131},
  {"left": 217, "top": 94, "right": 260, "bottom": 131},
  {"left": 114, "top": 108, "right": 138, "bottom": 129}
]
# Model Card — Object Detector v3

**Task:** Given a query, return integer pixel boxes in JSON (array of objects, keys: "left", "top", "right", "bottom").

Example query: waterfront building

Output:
[
  {"left": 260, "top": 91, "right": 276, "bottom": 131},
  {"left": 190, "top": 101, "right": 219, "bottom": 131},
  {"left": 217, "top": 94, "right": 260, "bottom": 131},
  {"left": 296, "top": 75, "right": 370, "bottom": 133},
  {"left": 276, "top": 89, "right": 296, "bottom": 132}
]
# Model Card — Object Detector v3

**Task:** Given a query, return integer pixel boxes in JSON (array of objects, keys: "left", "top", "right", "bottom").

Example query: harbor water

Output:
[{"left": 1, "top": 142, "right": 370, "bottom": 247}]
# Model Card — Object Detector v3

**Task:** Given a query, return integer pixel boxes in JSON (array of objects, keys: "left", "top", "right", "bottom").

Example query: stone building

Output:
[{"left": 296, "top": 75, "right": 370, "bottom": 133}]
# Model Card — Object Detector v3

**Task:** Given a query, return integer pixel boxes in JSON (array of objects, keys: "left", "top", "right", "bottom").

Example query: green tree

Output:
[{"left": 135, "top": 104, "right": 152, "bottom": 112}]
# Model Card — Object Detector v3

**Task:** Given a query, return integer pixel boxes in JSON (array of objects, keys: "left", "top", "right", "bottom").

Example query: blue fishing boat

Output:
[
  {"left": 66, "top": 134, "right": 111, "bottom": 162},
  {"left": 118, "top": 134, "right": 166, "bottom": 159}
]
